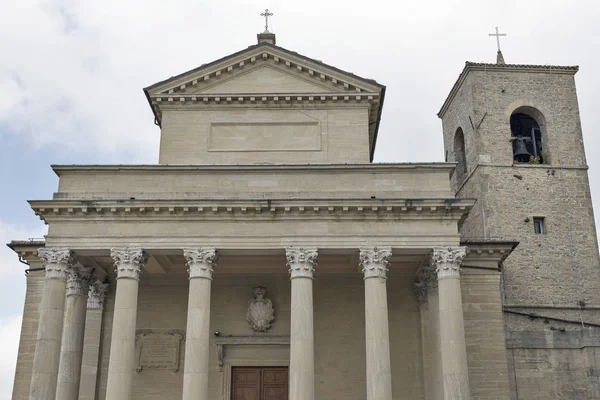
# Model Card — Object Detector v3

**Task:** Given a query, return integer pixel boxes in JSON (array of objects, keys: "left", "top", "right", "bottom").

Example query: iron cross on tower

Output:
[
  {"left": 489, "top": 26, "right": 507, "bottom": 52},
  {"left": 261, "top": 9, "right": 274, "bottom": 33}
]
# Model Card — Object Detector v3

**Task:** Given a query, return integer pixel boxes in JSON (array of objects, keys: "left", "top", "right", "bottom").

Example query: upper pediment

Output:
[
  {"left": 145, "top": 42, "right": 384, "bottom": 96},
  {"left": 191, "top": 65, "right": 333, "bottom": 94}
]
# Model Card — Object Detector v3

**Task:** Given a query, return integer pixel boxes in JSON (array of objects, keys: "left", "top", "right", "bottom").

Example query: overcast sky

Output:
[{"left": 1, "top": 0, "right": 599, "bottom": 397}]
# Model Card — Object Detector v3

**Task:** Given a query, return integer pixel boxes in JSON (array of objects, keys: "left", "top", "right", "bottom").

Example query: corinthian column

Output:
[
  {"left": 431, "top": 247, "right": 470, "bottom": 400},
  {"left": 30, "top": 248, "right": 75, "bottom": 400},
  {"left": 105, "top": 248, "right": 147, "bottom": 400},
  {"left": 285, "top": 247, "right": 318, "bottom": 400},
  {"left": 360, "top": 247, "right": 393, "bottom": 400},
  {"left": 182, "top": 248, "right": 217, "bottom": 400},
  {"left": 56, "top": 265, "right": 94, "bottom": 400},
  {"left": 79, "top": 281, "right": 109, "bottom": 400},
  {"left": 417, "top": 268, "right": 444, "bottom": 400}
]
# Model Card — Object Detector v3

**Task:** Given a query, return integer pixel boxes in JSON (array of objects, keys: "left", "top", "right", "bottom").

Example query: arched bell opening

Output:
[{"left": 510, "top": 107, "right": 546, "bottom": 164}]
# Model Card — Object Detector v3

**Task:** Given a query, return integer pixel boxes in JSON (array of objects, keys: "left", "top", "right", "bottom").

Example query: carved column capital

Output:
[
  {"left": 286, "top": 247, "right": 318, "bottom": 279},
  {"left": 359, "top": 247, "right": 392, "bottom": 279},
  {"left": 183, "top": 248, "right": 218, "bottom": 280},
  {"left": 110, "top": 248, "right": 147, "bottom": 280},
  {"left": 431, "top": 247, "right": 467, "bottom": 279},
  {"left": 414, "top": 268, "right": 438, "bottom": 305},
  {"left": 38, "top": 248, "right": 76, "bottom": 281},
  {"left": 66, "top": 266, "right": 94, "bottom": 296},
  {"left": 87, "top": 281, "right": 110, "bottom": 309}
]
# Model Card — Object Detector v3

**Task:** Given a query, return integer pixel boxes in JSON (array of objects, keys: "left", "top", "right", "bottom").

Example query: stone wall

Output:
[{"left": 158, "top": 107, "right": 371, "bottom": 164}]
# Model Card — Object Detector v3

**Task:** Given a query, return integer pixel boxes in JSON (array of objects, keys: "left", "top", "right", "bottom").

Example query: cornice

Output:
[
  {"left": 438, "top": 62, "right": 579, "bottom": 119},
  {"left": 50, "top": 162, "right": 457, "bottom": 176},
  {"left": 150, "top": 92, "right": 380, "bottom": 108},
  {"left": 30, "top": 198, "right": 475, "bottom": 224}
]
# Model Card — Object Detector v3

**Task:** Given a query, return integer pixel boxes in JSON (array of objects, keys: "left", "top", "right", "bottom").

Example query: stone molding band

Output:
[
  {"left": 286, "top": 247, "right": 318, "bottom": 279},
  {"left": 38, "top": 248, "right": 76, "bottom": 281},
  {"left": 110, "top": 248, "right": 148, "bottom": 280},
  {"left": 431, "top": 246, "right": 467, "bottom": 279},
  {"left": 183, "top": 248, "right": 218, "bottom": 279},
  {"left": 359, "top": 247, "right": 392, "bottom": 279}
]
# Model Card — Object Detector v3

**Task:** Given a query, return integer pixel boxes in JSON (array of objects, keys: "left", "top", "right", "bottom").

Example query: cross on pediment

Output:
[{"left": 261, "top": 9, "right": 273, "bottom": 33}]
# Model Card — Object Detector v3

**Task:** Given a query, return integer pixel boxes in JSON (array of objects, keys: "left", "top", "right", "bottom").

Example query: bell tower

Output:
[{"left": 438, "top": 51, "right": 600, "bottom": 397}]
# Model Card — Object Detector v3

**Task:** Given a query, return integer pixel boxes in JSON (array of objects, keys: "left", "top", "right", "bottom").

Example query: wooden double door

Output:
[{"left": 231, "top": 367, "right": 288, "bottom": 400}]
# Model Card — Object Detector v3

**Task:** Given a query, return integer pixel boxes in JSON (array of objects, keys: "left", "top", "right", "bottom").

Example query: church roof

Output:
[
  {"left": 438, "top": 62, "right": 579, "bottom": 118},
  {"left": 143, "top": 41, "right": 386, "bottom": 161}
]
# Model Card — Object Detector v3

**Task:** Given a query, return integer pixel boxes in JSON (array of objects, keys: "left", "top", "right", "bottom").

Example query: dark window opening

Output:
[
  {"left": 533, "top": 217, "right": 545, "bottom": 234},
  {"left": 511, "top": 113, "right": 543, "bottom": 163},
  {"left": 453, "top": 128, "right": 467, "bottom": 183}
]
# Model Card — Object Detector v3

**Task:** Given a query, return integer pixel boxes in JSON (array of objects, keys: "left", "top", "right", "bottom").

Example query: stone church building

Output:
[{"left": 8, "top": 29, "right": 600, "bottom": 400}]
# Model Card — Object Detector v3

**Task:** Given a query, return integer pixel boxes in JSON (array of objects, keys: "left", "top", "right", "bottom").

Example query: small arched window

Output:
[
  {"left": 453, "top": 128, "right": 467, "bottom": 183},
  {"left": 510, "top": 109, "right": 545, "bottom": 163}
]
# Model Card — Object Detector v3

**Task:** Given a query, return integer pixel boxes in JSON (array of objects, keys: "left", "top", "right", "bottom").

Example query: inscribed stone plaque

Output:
[{"left": 135, "top": 329, "right": 184, "bottom": 372}]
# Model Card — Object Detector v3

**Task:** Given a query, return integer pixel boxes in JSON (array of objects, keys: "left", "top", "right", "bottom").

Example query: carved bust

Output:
[{"left": 246, "top": 286, "right": 275, "bottom": 332}]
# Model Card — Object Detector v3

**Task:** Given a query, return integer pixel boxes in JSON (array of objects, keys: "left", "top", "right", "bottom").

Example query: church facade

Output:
[{"left": 8, "top": 31, "right": 600, "bottom": 400}]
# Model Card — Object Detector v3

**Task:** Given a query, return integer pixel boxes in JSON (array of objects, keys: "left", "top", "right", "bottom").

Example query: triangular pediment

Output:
[
  {"left": 190, "top": 65, "right": 332, "bottom": 94},
  {"left": 145, "top": 43, "right": 384, "bottom": 96}
]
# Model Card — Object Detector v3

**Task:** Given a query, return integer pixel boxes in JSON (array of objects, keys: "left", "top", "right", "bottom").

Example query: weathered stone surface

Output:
[{"left": 441, "top": 64, "right": 600, "bottom": 399}]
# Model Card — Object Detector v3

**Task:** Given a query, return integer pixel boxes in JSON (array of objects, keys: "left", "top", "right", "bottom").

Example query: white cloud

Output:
[{"left": 0, "top": 315, "right": 23, "bottom": 400}]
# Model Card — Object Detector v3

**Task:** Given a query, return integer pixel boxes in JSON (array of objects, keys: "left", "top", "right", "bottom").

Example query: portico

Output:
[{"left": 27, "top": 239, "right": 481, "bottom": 400}]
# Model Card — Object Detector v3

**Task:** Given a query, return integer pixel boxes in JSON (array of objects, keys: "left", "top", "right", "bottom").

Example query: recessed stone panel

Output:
[{"left": 208, "top": 121, "right": 321, "bottom": 152}]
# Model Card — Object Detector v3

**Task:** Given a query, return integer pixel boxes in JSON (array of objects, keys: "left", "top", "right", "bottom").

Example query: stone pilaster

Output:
[
  {"left": 431, "top": 246, "right": 470, "bottom": 400},
  {"left": 30, "top": 248, "right": 75, "bottom": 400},
  {"left": 182, "top": 248, "right": 218, "bottom": 400},
  {"left": 56, "top": 265, "right": 94, "bottom": 400},
  {"left": 105, "top": 248, "right": 147, "bottom": 400},
  {"left": 360, "top": 247, "right": 393, "bottom": 400},
  {"left": 286, "top": 247, "right": 318, "bottom": 400},
  {"left": 79, "top": 281, "right": 109, "bottom": 400}
]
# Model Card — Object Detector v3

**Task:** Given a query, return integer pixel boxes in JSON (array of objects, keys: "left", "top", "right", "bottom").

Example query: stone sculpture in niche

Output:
[{"left": 246, "top": 286, "right": 275, "bottom": 332}]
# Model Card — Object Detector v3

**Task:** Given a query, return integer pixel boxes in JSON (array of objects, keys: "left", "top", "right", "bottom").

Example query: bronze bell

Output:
[{"left": 513, "top": 137, "right": 531, "bottom": 163}]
